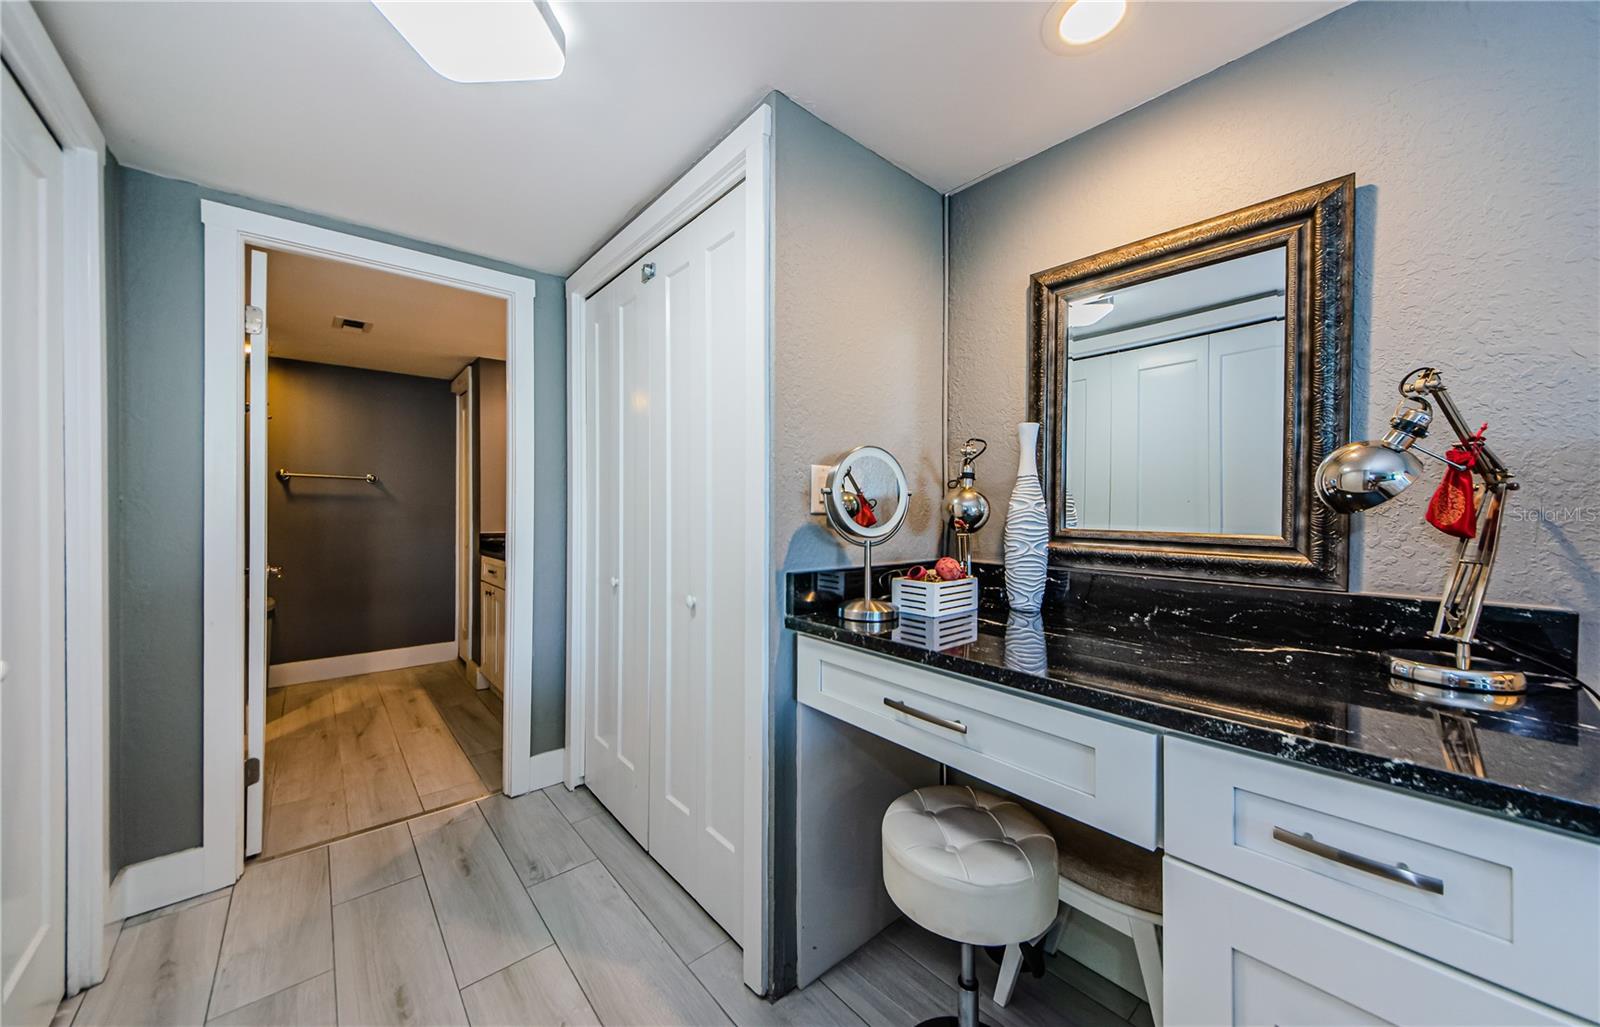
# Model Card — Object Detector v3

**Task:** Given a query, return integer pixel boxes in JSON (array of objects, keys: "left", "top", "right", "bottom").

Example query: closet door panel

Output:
[
  {"left": 584, "top": 270, "right": 652, "bottom": 843},
  {"left": 652, "top": 245, "right": 707, "bottom": 904},
  {"left": 589, "top": 303, "right": 619, "bottom": 769},
  {"left": 699, "top": 212, "right": 747, "bottom": 937},
  {"left": 648, "top": 184, "right": 746, "bottom": 942},
  {"left": 614, "top": 285, "right": 655, "bottom": 842}
]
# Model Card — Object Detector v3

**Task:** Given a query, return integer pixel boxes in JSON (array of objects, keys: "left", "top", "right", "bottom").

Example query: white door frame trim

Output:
[
  {"left": 1, "top": 1, "right": 115, "bottom": 993},
  {"left": 564, "top": 102, "right": 773, "bottom": 993},
  {"left": 181, "top": 202, "right": 539, "bottom": 911}
]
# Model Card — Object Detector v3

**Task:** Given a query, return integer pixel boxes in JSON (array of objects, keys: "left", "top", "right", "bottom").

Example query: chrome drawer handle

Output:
[
  {"left": 884, "top": 697, "right": 967, "bottom": 735},
  {"left": 1271, "top": 827, "right": 1444, "bottom": 895}
]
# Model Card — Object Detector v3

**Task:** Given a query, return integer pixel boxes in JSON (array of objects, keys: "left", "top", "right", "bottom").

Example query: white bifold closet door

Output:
[
  {"left": 2, "top": 64, "right": 67, "bottom": 1027},
  {"left": 582, "top": 183, "right": 748, "bottom": 941},
  {"left": 585, "top": 246, "right": 653, "bottom": 841}
]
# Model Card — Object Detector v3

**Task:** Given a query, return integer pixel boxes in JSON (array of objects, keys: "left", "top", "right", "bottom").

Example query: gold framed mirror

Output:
[{"left": 1028, "top": 175, "right": 1355, "bottom": 588}]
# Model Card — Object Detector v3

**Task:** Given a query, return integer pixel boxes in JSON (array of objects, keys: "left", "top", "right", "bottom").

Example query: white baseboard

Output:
[
  {"left": 526, "top": 748, "right": 565, "bottom": 792},
  {"left": 116, "top": 846, "right": 228, "bottom": 920},
  {"left": 268, "top": 641, "right": 457, "bottom": 688}
]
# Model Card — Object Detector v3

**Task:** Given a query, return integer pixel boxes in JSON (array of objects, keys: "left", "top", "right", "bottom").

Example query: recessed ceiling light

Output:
[
  {"left": 373, "top": 1, "right": 565, "bottom": 83},
  {"left": 1042, "top": 0, "right": 1128, "bottom": 52}
]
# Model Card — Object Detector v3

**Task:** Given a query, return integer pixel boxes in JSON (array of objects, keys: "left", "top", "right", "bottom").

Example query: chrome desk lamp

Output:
[
  {"left": 1316, "top": 367, "right": 1524, "bottom": 693},
  {"left": 943, "top": 438, "right": 990, "bottom": 574}
]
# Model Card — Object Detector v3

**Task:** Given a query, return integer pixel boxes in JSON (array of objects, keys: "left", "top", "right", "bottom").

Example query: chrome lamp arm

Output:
[
  {"left": 1316, "top": 367, "right": 1525, "bottom": 694},
  {"left": 1397, "top": 368, "right": 1519, "bottom": 676}
]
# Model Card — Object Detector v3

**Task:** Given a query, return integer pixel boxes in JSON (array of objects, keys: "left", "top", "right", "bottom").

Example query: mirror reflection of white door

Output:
[
  {"left": 1108, "top": 336, "right": 1211, "bottom": 533},
  {"left": 245, "top": 248, "right": 269, "bottom": 857},
  {"left": 1066, "top": 355, "right": 1113, "bottom": 529},
  {"left": 1207, "top": 320, "right": 1286, "bottom": 536},
  {"left": 2, "top": 65, "right": 68, "bottom": 1027}
]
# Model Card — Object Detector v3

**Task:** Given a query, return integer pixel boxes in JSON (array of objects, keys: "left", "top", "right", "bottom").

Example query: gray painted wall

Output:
[
  {"left": 766, "top": 91, "right": 945, "bottom": 987},
  {"left": 267, "top": 359, "right": 454, "bottom": 664},
  {"left": 771, "top": 92, "right": 947, "bottom": 572},
  {"left": 107, "top": 163, "right": 567, "bottom": 869},
  {"left": 946, "top": 1, "right": 1600, "bottom": 679}
]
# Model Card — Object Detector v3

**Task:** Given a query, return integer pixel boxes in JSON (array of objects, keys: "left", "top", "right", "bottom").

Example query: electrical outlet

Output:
[{"left": 810, "top": 465, "right": 831, "bottom": 514}]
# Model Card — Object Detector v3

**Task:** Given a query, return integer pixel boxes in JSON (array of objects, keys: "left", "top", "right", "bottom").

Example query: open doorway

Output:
[{"left": 247, "top": 246, "right": 510, "bottom": 857}]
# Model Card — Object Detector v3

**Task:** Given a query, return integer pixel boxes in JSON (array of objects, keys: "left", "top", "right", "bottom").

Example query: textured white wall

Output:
[{"left": 947, "top": 1, "right": 1599, "bottom": 678}]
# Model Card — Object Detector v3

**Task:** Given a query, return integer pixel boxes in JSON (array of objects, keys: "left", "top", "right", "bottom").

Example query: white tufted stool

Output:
[{"left": 882, "top": 786, "right": 1058, "bottom": 1027}]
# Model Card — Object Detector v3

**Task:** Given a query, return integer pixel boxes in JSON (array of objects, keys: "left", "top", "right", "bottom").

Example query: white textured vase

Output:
[{"left": 1004, "top": 422, "right": 1048, "bottom": 613}]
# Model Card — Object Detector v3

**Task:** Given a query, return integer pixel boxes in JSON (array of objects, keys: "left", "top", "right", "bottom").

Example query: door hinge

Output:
[
  {"left": 244, "top": 757, "right": 261, "bottom": 787},
  {"left": 244, "top": 305, "right": 265, "bottom": 335},
  {"left": 641, "top": 262, "right": 656, "bottom": 284}
]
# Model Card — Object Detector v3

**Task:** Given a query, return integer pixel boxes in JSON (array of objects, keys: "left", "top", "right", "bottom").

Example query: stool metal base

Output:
[{"left": 915, "top": 943, "right": 990, "bottom": 1027}]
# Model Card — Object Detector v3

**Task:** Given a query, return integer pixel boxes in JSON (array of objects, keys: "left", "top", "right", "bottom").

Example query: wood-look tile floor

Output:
[
  {"left": 262, "top": 662, "right": 504, "bottom": 857},
  {"left": 59, "top": 782, "right": 1151, "bottom": 1027}
]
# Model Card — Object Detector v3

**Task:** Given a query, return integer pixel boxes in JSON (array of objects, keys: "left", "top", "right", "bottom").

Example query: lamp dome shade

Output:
[{"left": 1315, "top": 441, "right": 1424, "bottom": 513}]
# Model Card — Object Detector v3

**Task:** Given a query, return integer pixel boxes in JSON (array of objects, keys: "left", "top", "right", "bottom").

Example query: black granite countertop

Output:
[
  {"left": 787, "top": 565, "right": 1600, "bottom": 840},
  {"left": 480, "top": 533, "right": 506, "bottom": 560}
]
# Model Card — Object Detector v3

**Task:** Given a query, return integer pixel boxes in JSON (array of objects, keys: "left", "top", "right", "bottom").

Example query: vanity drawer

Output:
[
  {"left": 480, "top": 556, "right": 506, "bottom": 587},
  {"left": 1165, "top": 859, "right": 1580, "bottom": 1027},
  {"left": 1165, "top": 737, "right": 1600, "bottom": 1021},
  {"left": 796, "top": 637, "right": 1159, "bottom": 848}
]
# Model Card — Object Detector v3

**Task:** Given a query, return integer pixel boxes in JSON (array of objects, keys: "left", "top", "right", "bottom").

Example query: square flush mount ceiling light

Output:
[
  {"left": 373, "top": 1, "right": 565, "bottom": 83},
  {"left": 1066, "top": 295, "right": 1115, "bottom": 328}
]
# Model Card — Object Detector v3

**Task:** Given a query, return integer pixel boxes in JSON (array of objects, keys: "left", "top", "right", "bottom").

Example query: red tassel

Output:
[{"left": 1425, "top": 424, "right": 1486, "bottom": 539}]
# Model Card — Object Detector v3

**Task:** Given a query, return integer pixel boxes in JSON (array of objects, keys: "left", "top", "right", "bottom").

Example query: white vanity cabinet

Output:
[
  {"left": 479, "top": 556, "right": 506, "bottom": 693},
  {"left": 796, "top": 637, "right": 1160, "bottom": 848},
  {"left": 1163, "top": 738, "right": 1600, "bottom": 1025},
  {"left": 1165, "top": 861, "right": 1576, "bottom": 1027}
]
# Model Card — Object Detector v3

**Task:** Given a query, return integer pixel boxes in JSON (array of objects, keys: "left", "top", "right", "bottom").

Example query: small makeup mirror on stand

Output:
[{"left": 822, "top": 446, "right": 911, "bottom": 625}]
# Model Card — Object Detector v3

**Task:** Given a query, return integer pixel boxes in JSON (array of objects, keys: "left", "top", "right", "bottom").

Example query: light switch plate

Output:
[{"left": 809, "top": 465, "right": 831, "bottom": 514}]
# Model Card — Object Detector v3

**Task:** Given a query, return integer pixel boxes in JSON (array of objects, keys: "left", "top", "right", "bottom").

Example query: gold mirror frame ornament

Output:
[{"left": 1028, "top": 175, "right": 1355, "bottom": 589}]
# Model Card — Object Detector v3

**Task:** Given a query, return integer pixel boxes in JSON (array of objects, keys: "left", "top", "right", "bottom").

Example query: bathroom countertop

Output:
[{"left": 787, "top": 568, "right": 1600, "bottom": 840}]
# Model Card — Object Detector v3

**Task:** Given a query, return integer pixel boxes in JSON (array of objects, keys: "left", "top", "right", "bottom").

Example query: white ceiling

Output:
[
  {"left": 261, "top": 247, "right": 505, "bottom": 379},
  {"left": 38, "top": 1, "right": 1345, "bottom": 276}
]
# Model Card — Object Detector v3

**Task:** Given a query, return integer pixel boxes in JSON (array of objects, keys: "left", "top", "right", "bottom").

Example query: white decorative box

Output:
[
  {"left": 890, "top": 575, "right": 979, "bottom": 619},
  {"left": 893, "top": 611, "right": 979, "bottom": 651}
]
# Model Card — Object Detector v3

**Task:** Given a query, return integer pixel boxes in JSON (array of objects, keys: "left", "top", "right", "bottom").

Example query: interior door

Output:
[
  {"left": 2, "top": 65, "right": 68, "bottom": 1027},
  {"left": 649, "top": 183, "right": 747, "bottom": 941},
  {"left": 582, "top": 260, "right": 653, "bottom": 842},
  {"left": 244, "top": 248, "right": 269, "bottom": 857}
]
